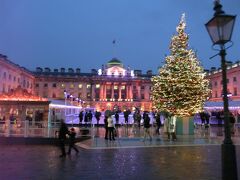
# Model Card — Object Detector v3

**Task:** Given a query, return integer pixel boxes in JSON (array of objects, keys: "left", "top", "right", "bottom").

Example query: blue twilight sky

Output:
[{"left": 0, "top": 0, "right": 239, "bottom": 74}]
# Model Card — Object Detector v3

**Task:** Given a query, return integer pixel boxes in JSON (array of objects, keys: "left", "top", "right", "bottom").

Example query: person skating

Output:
[
  {"left": 67, "top": 127, "right": 79, "bottom": 155},
  {"left": 143, "top": 113, "right": 152, "bottom": 141},
  {"left": 58, "top": 119, "right": 69, "bottom": 158},
  {"left": 107, "top": 115, "right": 115, "bottom": 141}
]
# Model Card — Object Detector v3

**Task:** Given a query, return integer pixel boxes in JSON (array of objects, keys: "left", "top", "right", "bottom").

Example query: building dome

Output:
[{"left": 107, "top": 58, "right": 123, "bottom": 67}]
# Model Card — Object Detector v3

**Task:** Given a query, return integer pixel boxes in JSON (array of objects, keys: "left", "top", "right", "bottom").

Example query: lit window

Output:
[
  {"left": 87, "top": 84, "right": 91, "bottom": 89},
  {"left": 114, "top": 85, "right": 118, "bottom": 90},
  {"left": 121, "top": 86, "right": 125, "bottom": 90},
  {"left": 96, "top": 84, "right": 100, "bottom": 89},
  {"left": 70, "top": 84, "right": 74, "bottom": 88},
  {"left": 78, "top": 84, "right": 82, "bottom": 89}
]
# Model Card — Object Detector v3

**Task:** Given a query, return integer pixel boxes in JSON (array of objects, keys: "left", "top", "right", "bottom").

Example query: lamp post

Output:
[{"left": 205, "top": 1, "right": 237, "bottom": 179}]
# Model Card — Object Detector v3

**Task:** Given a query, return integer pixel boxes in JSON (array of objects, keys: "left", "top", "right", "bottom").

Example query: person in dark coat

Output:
[
  {"left": 95, "top": 111, "right": 101, "bottom": 126},
  {"left": 115, "top": 112, "right": 119, "bottom": 125},
  {"left": 199, "top": 112, "right": 206, "bottom": 125},
  {"left": 104, "top": 115, "right": 108, "bottom": 140},
  {"left": 87, "top": 110, "right": 93, "bottom": 123},
  {"left": 155, "top": 112, "right": 161, "bottom": 135},
  {"left": 58, "top": 120, "right": 69, "bottom": 157},
  {"left": 78, "top": 111, "right": 84, "bottom": 126},
  {"left": 67, "top": 128, "right": 79, "bottom": 155},
  {"left": 143, "top": 113, "right": 152, "bottom": 141}
]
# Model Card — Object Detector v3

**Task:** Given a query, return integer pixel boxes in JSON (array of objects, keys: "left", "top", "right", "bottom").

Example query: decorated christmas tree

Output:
[{"left": 151, "top": 14, "right": 210, "bottom": 117}]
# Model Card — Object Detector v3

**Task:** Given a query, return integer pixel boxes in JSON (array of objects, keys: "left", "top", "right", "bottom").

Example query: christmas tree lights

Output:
[{"left": 151, "top": 14, "right": 210, "bottom": 116}]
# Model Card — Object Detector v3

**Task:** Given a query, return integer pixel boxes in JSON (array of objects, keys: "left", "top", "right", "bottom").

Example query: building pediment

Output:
[{"left": 105, "top": 66, "right": 127, "bottom": 76}]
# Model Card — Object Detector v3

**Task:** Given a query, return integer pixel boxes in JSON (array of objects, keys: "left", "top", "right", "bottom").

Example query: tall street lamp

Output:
[{"left": 205, "top": 1, "right": 237, "bottom": 179}]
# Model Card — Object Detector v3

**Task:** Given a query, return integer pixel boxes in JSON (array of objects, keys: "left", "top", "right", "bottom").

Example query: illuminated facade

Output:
[
  {"left": 34, "top": 58, "right": 153, "bottom": 111},
  {"left": 0, "top": 55, "right": 153, "bottom": 112},
  {"left": 0, "top": 54, "right": 34, "bottom": 94},
  {"left": 2, "top": 53, "right": 239, "bottom": 113},
  {"left": 206, "top": 60, "right": 240, "bottom": 101}
]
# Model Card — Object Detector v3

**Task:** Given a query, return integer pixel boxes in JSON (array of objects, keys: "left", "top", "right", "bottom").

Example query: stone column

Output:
[
  {"left": 126, "top": 85, "right": 129, "bottom": 99},
  {"left": 100, "top": 83, "right": 103, "bottom": 100},
  {"left": 118, "top": 85, "right": 121, "bottom": 100},
  {"left": 137, "top": 84, "right": 141, "bottom": 100},
  {"left": 130, "top": 85, "right": 133, "bottom": 99},
  {"left": 111, "top": 84, "right": 114, "bottom": 99},
  {"left": 103, "top": 84, "right": 106, "bottom": 100}
]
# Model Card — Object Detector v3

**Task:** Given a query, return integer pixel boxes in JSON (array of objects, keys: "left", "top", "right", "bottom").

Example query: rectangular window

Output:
[
  {"left": 234, "top": 87, "right": 237, "bottom": 96},
  {"left": 233, "top": 77, "right": 237, "bottom": 82},
  {"left": 78, "top": 92, "right": 82, "bottom": 98},
  {"left": 52, "top": 83, "right": 57, "bottom": 88},
  {"left": 70, "top": 84, "right": 74, "bottom": 88},
  {"left": 141, "top": 94, "right": 145, "bottom": 99},
  {"left": 215, "top": 91, "right": 218, "bottom": 98},
  {"left": 87, "top": 84, "right": 91, "bottom": 89},
  {"left": 35, "top": 84, "right": 39, "bottom": 88},
  {"left": 141, "top": 86, "right": 145, "bottom": 90},
  {"left": 214, "top": 81, "right": 218, "bottom": 86},
  {"left": 44, "top": 83, "right": 48, "bottom": 87},
  {"left": 114, "top": 85, "right": 118, "bottom": 90},
  {"left": 121, "top": 86, "right": 125, "bottom": 90},
  {"left": 96, "top": 84, "right": 100, "bottom": 89},
  {"left": 78, "top": 84, "right": 82, "bottom": 89},
  {"left": 133, "top": 93, "right": 137, "bottom": 100}
]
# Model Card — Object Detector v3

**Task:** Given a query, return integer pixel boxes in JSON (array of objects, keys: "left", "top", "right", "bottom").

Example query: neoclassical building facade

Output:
[
  {"left": 0, "top": 54, "right": 34, "bottom": 94},
  {"left": 206, "top": 61, "right": 240, "bottom": 101},
  {"left": 0, "top": 55, "right": 153, "bottom": 112},
  {"left": 1, "top": 53, "right": 240, "bottom": 113},
  {"left": 34, "top": 58, "right": 153, "bottom": 111}
]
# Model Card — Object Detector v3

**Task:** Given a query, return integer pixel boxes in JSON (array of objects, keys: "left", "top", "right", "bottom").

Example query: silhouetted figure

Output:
[
  {"left": 155, "top": 112, "right": 161, "bottom": 135},
  {"left": 95, "top": 111, "right": 101, "bottom": 126},
  {"left": 87, "top": 110, "right": 93, "bottom": 123},
  {"left": 124, "top": 109, "right": 131, "bottom": 125},
  {"left": 67, "top": 128, "right": 79, "bottom": 155},
  {"left": 115, "top": 112, "right": 119, "bottom": 125},
  {"left": 104, "top": 116, "right": 108, "bottom": 140},
  {"left": 79, "top": 111, "right": 83, "bottom": 125},
  {"left": 143, "top": 113, "right": 152, "bottom": 141},
  {"left": 58, "top": 120, "right": 69, "bottom": 157},
  {"left": 200, "top": 112, "right": 206, "bottom": 125}
]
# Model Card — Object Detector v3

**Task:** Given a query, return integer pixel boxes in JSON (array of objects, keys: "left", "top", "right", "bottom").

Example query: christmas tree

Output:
[{"left": 151, "top": 14, "right": 210, "bottom": 116}]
